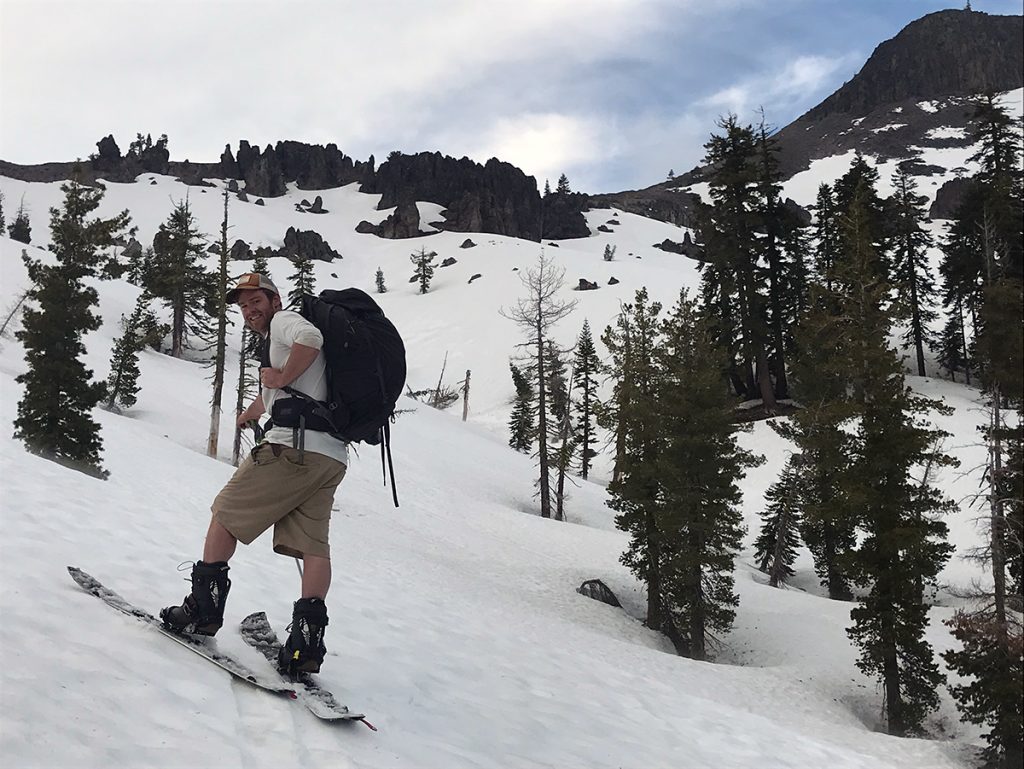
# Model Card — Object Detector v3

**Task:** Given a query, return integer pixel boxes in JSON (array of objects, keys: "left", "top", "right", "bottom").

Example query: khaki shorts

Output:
[{"left": 212, "top": 443, "right": 346, "bottom": 559}]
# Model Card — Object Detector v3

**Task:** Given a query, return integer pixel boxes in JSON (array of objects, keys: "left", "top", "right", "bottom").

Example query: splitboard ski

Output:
[
  {"left": 239, "top": 611, "right": 374, "bottom": 730},
  {"left": 67, "top": 566, "right": 293, "bottom": 697}
]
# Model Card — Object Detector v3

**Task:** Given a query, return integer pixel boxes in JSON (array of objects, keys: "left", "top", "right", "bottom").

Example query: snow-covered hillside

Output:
[{"left": 0, "top": 96, "right": 1013, "bottom": 765}]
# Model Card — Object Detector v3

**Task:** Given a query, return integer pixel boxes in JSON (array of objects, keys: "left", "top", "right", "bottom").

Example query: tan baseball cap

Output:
[{"left": 225, "top": 272, "right": 280, "bottom": 303}]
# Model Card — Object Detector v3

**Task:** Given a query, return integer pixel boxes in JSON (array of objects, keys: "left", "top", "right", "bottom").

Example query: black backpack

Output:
[{"left": 262, "top": 288, "right": 406, "bottom": 506}]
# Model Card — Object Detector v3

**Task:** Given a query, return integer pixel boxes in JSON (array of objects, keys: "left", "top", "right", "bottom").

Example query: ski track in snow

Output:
[{"left": 0, "top": 116, "right": 1010, "bottom": 766}]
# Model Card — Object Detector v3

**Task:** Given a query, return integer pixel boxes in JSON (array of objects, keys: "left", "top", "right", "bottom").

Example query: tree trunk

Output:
[
  {"left": 207, "top": 188, "right": 230, "bottom": 458},
  {"left": 688, "top": 530, "right": 706, "bottom": 660},
  {"left": 462, "top": 369, "right": 470, "bottom": 422},
  {"left": 232, "top": 328, "right": 249, "bottom": 467},
  {"left": 536, "top": 322, "right": 551, "bottom": 518}
]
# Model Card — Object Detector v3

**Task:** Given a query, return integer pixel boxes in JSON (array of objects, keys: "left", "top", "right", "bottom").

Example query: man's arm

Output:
[{"left": 260, "top": 343, "right": 319, "bottom": 390}]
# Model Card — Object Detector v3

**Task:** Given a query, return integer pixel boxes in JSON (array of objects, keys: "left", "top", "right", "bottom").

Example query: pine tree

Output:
[
  {"left": 543, "top": 179, "right": 551, "bottom": 197},
  {"left": 833, "top": 152, "right": 890, "bottom": 280},
  {"left": 0, "top": 190, "right": 5, "bottom": 231},
  {"left": 508, "top": 361, "right": 535, "bottom": 452},
  {"left": 376, "top": 267, "right": 387, "bottom": 294},
  {"left": 813, "top": 183, "right": 840, "bottom": 291},
  {"left": 599, "top": 299, "right": 635, "bottom": 484},
  {"left": 410, "top": 247, "right": 436, "bottom": 294},
  {"left": 106, "top": 294, "right": 151, "bottom": 411},
  {"left": 603, "top": 244, "right": 616, "bottom": 262},
  {"left": 837, "top": 187, "right": 956, "bottom": 736},
  {"left": 288, "top": 253, "right": 315, "bottom": 306},
  {"left": 754, "top": 455, "right": 805, "bottom": 587},
  {"left": 701, "top": 115, "right": 776, "bottom": 411},
  {"left": 572, "top": 319, "right": 601, "bottom": 479},
  {"left": 148, "top": 198, "right": 212, "bottom": 358},
  {"left": 544, "top": 341, "right": 575, "bottom": 521},
  {"left": 889, "top": 168, "right": 938, "bottom": 376},
  {"left": 655, "top": 289, "right": 762, "bottom": 658},
  {"left": 14, "top": 174, "right": 131, "bottom": 478},
  {"left": 8, "top": 198, "right": 32, "bottom": 244},
  {"left": 607, "top": 288, "right": 666, "bottom": 629},
  {"left": 500, "top": 254, "right": 577, "bottom": 517},
  {"left": 556, "top": 174, "right": 571, "bottom": 194}
]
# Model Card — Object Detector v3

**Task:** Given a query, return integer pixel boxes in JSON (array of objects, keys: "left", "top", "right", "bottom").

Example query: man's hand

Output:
[
  {"left": 260, "top": 367, "right": 287, "bottom": 389},
  {"left": 236, "top": 395, "right": 266, "bottom": 427}
]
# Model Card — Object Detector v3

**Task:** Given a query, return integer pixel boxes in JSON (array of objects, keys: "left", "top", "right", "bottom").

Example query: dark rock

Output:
[
  {"left": 254, "top": 198, "right": 264, "bottom": 206},
  {"left": 300, "top": 199, "right": 312, "bottom": 207},
  {"left": 930, "top": 177, "right": 974, "bottom": 219},
  {"left": 460, "top": 238, "right": 477, "bottom": 248},
  {"left": 242, "top": 143, "right": 287, "bottom": 198},
  {"left": 228, "top": 179, "right": 239, "bottom": 192},
  {"left": 237, "top": 190, "right": 249, "bottom": 202},
  {"left": 541, "top": 190, "right": 590, "bottom": 239},
  {"left": 309, "top": 195, "right": 327, "bottom": 214},
  {"left": 653, "top": 231, "right": 704, "bottom": 260},
  {"left": 207, "top": 243, "right": 220, "bottom": 253},
  {"left": 780, "top": 199, "right": 812, "bottom": 228},
  {"left": 608, "top": 218, "right": 620, "bottom": 225},
  {"left": 440, "top": 257, "right": 457, "bottom": 267},
  {"left": 93, "top": 135, "right": 122, "bottom": 174},
  {"left": 468, "top": 273, "right": 482, "bottom": 284},
  {"left": 589, "top": 187, "right": 699, "bottom": 229},
  {"left": 254, "top": 245, "right": 275, "bottom": 261},
  {"left": 577, "top": 579, "right": 621, "bottom": 608},
  {"left": 359, "top": 201, "right": 429, "bottom": 239},
  {"left": 280, "top": 227, "right": 341, "bottom": 262},
  {"left": 654, "top": 239, "right": 685, "bottom": 254},
  {"left": 230, "top": 239, "right": 252, "bottom": 260},
  {"left": 220, "top": 144, "right": 238, "bottom": 178},
  {"left": 122, "top": 237, "right": 142, "bottom": 260},
  {"left": 805, "top": 10, "right": 1023, "bottom": 121},
  {"left": 608, "top": 277, "right": 619, "bottom": 285},
  {"left": 547, "top": 242, "right": 559, "bottom": 247},
  {"left": 150, "top": 179, "right": 158, "bottom": 185},
  {"left": 597, "top": 225, "right": 613, "bottom": 233},
  {"left": 897, "top": 159, "right": 946, "bottom": 177},
  {"left": 363, "top": 151, "right": 587, "bottom": 241},
  {"left": 576, "top": 278, "right": 599, "bottom": 291}
]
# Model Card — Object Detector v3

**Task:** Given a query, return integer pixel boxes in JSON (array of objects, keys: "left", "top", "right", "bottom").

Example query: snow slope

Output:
[{"left": 0, "top": 141, "right": 1003, "bottom": 767}]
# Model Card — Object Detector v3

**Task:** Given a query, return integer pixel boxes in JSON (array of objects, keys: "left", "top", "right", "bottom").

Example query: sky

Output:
[{"left": 1, "top": 0, "right": 1021, "bottom": 194}]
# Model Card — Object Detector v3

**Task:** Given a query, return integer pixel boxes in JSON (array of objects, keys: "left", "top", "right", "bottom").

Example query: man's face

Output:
[{"left": 236, "top": 289, "right": 281, "bottom": 334}]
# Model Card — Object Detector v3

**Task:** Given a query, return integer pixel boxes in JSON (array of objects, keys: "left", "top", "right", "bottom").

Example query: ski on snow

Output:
[
  {"left": 239, "top": 611, "right": 373, "bottom": 730},
  {"left": 66, "top": 565, "right": 370, "bottom": 729}
]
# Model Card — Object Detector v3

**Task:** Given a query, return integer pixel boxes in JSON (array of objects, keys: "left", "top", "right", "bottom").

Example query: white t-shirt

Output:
[{"left": 262, "top": 310, "right": 349, "bottom": 467}]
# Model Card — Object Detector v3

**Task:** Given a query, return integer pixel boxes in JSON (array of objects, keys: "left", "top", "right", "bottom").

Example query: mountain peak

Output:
[{"left": 804, "top": 9, "right": 1023, "bottom": 121}]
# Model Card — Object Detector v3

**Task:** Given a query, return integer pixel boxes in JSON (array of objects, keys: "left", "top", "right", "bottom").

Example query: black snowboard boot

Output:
[
  {"left": 278, "top": 597, "right": 329, "bottom": 674},
  {"left": 160, "top": 561, "right": 231, "bottom": 636}
]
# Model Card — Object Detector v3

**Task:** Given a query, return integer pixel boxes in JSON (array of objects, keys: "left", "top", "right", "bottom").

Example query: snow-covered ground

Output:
[{"left": 0, "top": 143, "right": 1003, "bottom": 767}]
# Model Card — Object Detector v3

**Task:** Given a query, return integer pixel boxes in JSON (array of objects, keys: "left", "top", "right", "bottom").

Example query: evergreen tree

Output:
[
  {"left": 598, "top": 302, "right": 634, "bottom": 484},
  {"left": 607, "top": 288, "right": 666, "bottom": 629},
  {"left": 654, "top": 289, "right": 762, "bottom": 658},
  {"left": 106, "top": 294, "right": 151, "bottom": 411},
  {"left": 837, "top": 187, "right": 956, "bottom": 736},
  {"left": 0, "top": 190, "right": 5, "bottom": 231},
  {"left": 410, "top": 247, "right": 436, "bottom": 294},
  {"left": 8, "top": 198, "right": 32, "bottom": 244},
  {"left": 755, "top": 114, "right": 792, "bottom": 399},
  {"left": 701, "top": 115, "right": 776, "bottom": 410},
  {"left": 508, "top": 361, "right": 535, "bottom": 453},
  {"left": 148, "top": 198, "right": 212, "bottom": 358},
  {"left": 14, "top": 174, "right": 130, "bottom": 478},
  {"left": 556, "top": 174, "right": 571, "bottom": 194},
  {"left": 813, "top": 183, "right": 841, "bottom": 290},
  {"left": 754, "top": 455, "right": 805, "bottom": 587},
  {"left": 543, "top": 179, "right": 551, "bottom": 197},
  {"left": 603, "top": 244, "right": 616, "bottom": 261},
  {"left": 572, "top": 319, "right": 600, "bottom": 479},
  {"left": 287, "top": 253, "right": 315, "bottom": 306},
  {"left": 889, "top": 168, "right": 938, "bottom": 376},
  {"left": 543, "top": 341, "right": 575, "bottom": 521},
  {"left": 937, "top": 302, "right": 971, "bottom": 382},
  {"left": 833, "top": 152, "right": 890, "bottom": 280},
  {"left": 376, "top": 267, "right": 387, "bottom": 294}
]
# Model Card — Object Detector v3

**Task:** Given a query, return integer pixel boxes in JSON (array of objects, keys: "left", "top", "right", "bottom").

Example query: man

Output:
[{"left": 161, "top": 273, "right": 348, "bottom": 674}]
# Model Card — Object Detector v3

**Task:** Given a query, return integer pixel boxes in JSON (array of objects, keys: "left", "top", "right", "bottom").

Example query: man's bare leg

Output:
[
  {"left": 203, "top": 518, "right": 238, "bottom": 562},
  {"left": 302, "top": 554, "right": 331, "bottom": 599}
]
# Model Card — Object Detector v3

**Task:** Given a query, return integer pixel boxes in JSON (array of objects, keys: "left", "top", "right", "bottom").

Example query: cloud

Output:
[{"left": 699, "top": 54, "right": 859, "bottom": 119}]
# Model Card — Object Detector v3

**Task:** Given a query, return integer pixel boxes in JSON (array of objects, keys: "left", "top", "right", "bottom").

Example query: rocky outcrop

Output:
[
  {"left": 588, "top": 188, "right": 700, "bottom": 229},
  {"left": 576, "top": 278, "right": 599, "bottom": 291},
  {"left": 806, "top": 10, "right": 1022, "bottom": 122},
  {"left": 357, "top": 201, "right": 431, "bottom": 239},
  {"left": 577, "top": 579, "right": 622, "bottom": 608},
  {"left": 362, "top": 152, "right": 589, "bottom": 241},
  {"left": 280, "top": 227, "right": 341, "bottom": 262},
  {"left": 930, "top": 177, "right": 974, "bottom": 219},
  {"left": 230, "top": 140, "right": 373, "bottom": 198}
]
